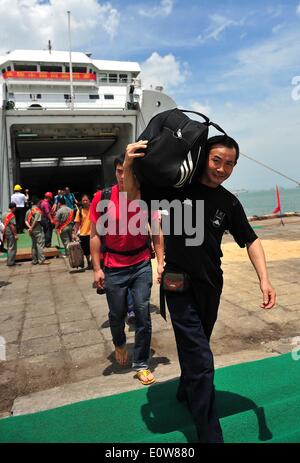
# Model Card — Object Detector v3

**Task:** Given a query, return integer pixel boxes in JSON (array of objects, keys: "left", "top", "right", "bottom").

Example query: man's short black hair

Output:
[
  {"left": 9, "top": 202, "right": 16, "bottom": 209},
  {"left": 204, "top": 135, "right": 240, "bottom": 163},
  {"left": 114, "top": 153, "right": 125, "bottom": 169}
]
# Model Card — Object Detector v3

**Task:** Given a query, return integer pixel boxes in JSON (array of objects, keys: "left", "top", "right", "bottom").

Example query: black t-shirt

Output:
[{"left": 141, "top": 181, "right": 258, "bottom": 291}]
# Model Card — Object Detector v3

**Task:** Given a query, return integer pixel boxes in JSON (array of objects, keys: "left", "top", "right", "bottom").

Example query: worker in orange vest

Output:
[
  {"left": 2, "top": 202, "right": 18, "bottom": 266},
  {"left": 54, "top": 196, "right": 74, "bottom": 256},
  {"left": 25, "top": 196, "right": 50, "bottom": 265}
]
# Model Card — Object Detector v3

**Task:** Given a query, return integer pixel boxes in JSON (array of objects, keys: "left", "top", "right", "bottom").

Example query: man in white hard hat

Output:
[{"left": 11, "top": 184, "right": 28, "bottom": 233}]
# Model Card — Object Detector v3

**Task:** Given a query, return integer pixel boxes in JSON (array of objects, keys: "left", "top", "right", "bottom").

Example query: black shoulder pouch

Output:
[{"left": 162, "top": 271, "right": 190, "bottom": 293}]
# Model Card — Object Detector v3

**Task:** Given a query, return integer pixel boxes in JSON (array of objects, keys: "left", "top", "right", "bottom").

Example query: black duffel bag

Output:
[{"left": 133, "top": 108, "right": 227, "bottom": 188}]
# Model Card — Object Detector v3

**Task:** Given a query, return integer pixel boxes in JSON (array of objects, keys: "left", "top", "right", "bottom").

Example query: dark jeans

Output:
[
  {"left": 15, "top": 207, "right": 25, "bottom": 233},
  {"left": 79, "top": 235, "right": 90, "bottom": 257},
  {"left": 41, "top": 217, "right": 53, "bottom": 247},
  {"left": 166, "top": 286, "right": 223, "bottom": 443},
  {"left": 104, "top": 259, "right": 152, "bottom": 370}
]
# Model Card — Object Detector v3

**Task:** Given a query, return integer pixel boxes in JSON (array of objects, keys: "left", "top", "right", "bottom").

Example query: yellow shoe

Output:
[{"left": 136, "top": 369, "right": 156, "bottom": 385}]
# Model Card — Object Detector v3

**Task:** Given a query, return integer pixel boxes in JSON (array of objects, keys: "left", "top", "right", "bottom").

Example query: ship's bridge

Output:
[
  {"left": 0, "top": 50, "right": 177, "bottom": 211},
  {"left": 0, "top": 49, "right": 141, "bottom": 110}
]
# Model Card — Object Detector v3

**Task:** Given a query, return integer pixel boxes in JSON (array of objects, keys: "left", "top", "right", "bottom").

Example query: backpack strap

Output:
[
  {"left": 179, "top": 109, "right": 210, "bottom": 124},
  {"left": 99, "top": 187, "right": 111, "bottom": 256},
  {"left": 100, "top": 186, "right": 149, "bottom": 257},
  {"left": 179, "top": 109, "right": 227, "bottom": 135},
  {"left": 101, "top": 187, "right": 112, "bottom": 203},
  {"left": 159, "top": 283, "right": 167, "bottom": 321},
  {"left": 103, "top": 242, "right": 149, "bottom": 256},
  {"left": 79, "top": 206, "right": 83, "bottom": 221}
]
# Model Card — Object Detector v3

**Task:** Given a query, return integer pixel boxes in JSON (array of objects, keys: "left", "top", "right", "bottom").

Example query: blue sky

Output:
[{"left": 1, "top": 0, "right": 300, "bottom": 191}]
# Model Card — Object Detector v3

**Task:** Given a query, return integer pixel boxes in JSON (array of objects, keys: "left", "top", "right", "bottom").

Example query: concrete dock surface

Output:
[{"left": 0, "top": 216, "right": 299, "bottom": 418}]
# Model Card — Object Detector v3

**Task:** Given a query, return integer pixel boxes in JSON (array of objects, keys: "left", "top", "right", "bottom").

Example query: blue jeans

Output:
[
  {"left": 127, "top": 288, "right": 134, "bottom": 314},
  {"left": 104, "top": 259, "right": 152, "bottom": 371}
]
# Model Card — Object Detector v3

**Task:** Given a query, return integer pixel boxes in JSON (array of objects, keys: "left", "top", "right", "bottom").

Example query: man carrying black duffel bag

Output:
[{"left": 123, "top": 134, "right": 276, "bottom": 443}]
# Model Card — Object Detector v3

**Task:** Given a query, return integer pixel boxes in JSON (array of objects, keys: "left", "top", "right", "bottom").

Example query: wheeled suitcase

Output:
[{"left": 68, "top": 241, "right": 84, "bottom": 268}]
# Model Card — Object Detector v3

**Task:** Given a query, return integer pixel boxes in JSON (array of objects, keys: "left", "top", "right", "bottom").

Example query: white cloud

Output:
[
  {"left": 139, "top": 0, "right": 173, "bottom": 18},
  {"left": 198, "top": 14, "right": 243, "bottom": 43},
  {"left": 0, "top": 0, "right": 120, "bottom": 54},
  {"left": 266, "top": 5, "right": 283, "bottom": 18},
  {"left": 272, "top": 23, "right": 285, "bottom": 34},
  {"left": 297, "top": 3, "right": 300, "bottom": 15},
  {"left": 180, "top": 29, "right": 300, "bottom": 190},
  {"left": 101, "top": 5, "right": 120, "bottom": 37},
  {"left": 141, "top": 52, "right": 188, "bottom": 91},
  {"left": 189, "top": 26, "right": 300, "bottom": 190},
  {"left": 223, "top": 28, "right": 300, "bottom": 85},
  {"left": 205, "top": 90, "right": 300, "bottom": 191},
  {"left": 190, "top": 101, "right": 211, "bottom": 116}
]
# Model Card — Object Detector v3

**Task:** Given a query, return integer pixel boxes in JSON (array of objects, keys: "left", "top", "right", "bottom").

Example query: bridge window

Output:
[
  {"left": 119, "top": 73, "right": 128, "bottom": 83},
  {"left": 99, "top": 73, "right": 108, "bottom": 82},
  {"left": 104, "top": 94, "right": 114, "bottom": 100},
  {"left": 41, "top": 65, "right": 62, "bottom": 72},
  {"left": 89, "top": 94, "right": 99, "bottom": 99},
  {"left": 66, "top": 66, "right": 87, "bottom": 73},
  {"left": 14, "top": 64, "right": 37, "bottom": 71},
  {"left": 109, "top": 73, "right": 118, "bottom": 83}
]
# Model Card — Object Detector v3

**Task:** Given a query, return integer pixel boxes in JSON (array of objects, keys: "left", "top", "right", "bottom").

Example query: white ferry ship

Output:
[{"left": 0, "top": 49, "right": 176, "bottom": 213}]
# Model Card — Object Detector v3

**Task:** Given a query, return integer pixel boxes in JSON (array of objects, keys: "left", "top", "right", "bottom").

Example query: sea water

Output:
[{"left": 232, "top": 187, "right": 300, "bottom": 217}]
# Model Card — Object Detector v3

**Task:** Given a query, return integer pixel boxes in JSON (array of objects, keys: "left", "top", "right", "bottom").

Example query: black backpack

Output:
[{"left": 133, "top": 108, "right": 227, "bottom": 188}]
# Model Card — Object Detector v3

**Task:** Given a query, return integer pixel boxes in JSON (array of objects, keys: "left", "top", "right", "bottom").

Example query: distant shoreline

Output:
[
  {"left": 248, "top": 211, "right": 300, "bottom": 221},
  {"left": 233, "top": 186, "right": 300, "bottom": 194}
]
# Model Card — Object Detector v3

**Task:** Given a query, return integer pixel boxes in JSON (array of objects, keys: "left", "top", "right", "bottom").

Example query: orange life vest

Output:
[
  {"left": 57, "top": 210, "right": 73, "bottom": 234},
  {"left": 27, "top": 207, "right": 43, "bottom": 226},
  {"left": 3, "top": 212, "right": 15, "bottom": 241}
]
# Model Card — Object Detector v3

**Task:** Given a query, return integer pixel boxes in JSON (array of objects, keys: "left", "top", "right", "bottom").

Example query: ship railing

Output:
[
  {"left": 2, "top": 71, "right": 97, "bottom": 82},
  {"left": 7, "top": 91, "right": 128, "bottom": 103},
  {"left": 2, "top": 72, "right": 142, "bottom": 87},
  {"left": 5, "top": 100, "right": 135, "bottom": 111}
]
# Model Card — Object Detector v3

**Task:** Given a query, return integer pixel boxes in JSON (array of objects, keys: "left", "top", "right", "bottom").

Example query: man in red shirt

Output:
[
  {"left": 90, "top": 155, "right": 164, "bottom": 385},
  {"left": 39, "top": 192, "right": 54, "bottom": 247}
]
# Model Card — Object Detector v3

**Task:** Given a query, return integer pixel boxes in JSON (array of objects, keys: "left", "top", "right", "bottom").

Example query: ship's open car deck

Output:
[{"left": 10, "top": 120, "right": 134, "bottom": 196}]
